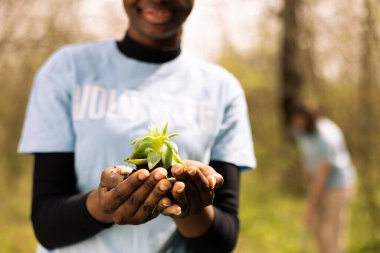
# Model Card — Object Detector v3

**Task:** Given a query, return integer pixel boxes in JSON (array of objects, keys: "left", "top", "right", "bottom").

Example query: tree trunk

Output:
[
  {"left": 280, "top": 0, "right": 304, "bottom": 132},
  {"left": 358, "top": 0, "right": 380, "bottom": 239}
]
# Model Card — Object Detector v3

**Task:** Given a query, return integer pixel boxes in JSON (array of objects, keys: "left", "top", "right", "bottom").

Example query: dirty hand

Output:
[
  {"left": 86, "top": 166, "right": 175, "bottom": 225},
  {"left": 162, "top": 160, "right": 224, "bottom": 218}
]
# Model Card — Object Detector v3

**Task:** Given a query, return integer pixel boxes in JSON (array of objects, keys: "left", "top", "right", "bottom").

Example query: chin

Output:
[
  {"left": 132, "top": 22, "right": 181, "bottom": 41},
  {"left": 146, "top": 28, "right": 180, "bottom": 40}
]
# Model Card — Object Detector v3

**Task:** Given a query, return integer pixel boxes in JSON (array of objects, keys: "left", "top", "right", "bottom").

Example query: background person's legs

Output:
[{"left": 313, "top": 188, "right": 355, "bottom": 253}]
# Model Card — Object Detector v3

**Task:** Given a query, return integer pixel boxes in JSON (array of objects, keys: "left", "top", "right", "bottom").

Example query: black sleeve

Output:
[
  {"left": 32, "top": 153, "right": 112, "bottom": 250},
  {"left": 184, "top": 161, "right": 241, "bottom": 253}
]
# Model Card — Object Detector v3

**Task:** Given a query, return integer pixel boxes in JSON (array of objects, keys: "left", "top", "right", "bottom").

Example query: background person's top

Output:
[
  {"left": 295, "top": 117, "right": 356, "bottom": 189},
  {"left": 18, "top": 40, "right": 256, "bottom": 253}
]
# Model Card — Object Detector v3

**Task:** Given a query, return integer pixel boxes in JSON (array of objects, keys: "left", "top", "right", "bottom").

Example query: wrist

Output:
[
  {"left": 174, "top": 205, "right": 215, "bottom": 238},
  {"left": 86, "top": 190, "right": 113, "bottom": 224}
]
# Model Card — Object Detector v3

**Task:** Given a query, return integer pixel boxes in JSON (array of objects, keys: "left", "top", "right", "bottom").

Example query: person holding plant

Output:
[
  {"left": 291, "top": 102, "right": 356, "bottom": 253},
  {"left": 18, "top": 0, "right": 256, "bottom": 252}
]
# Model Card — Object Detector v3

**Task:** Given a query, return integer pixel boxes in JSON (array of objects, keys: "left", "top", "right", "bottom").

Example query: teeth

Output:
[
  {"left": 143, "top": 8, "right": 172, "bottom": 23},
  {"left": 155, "top": 11, "right": 166, "bottom": 17}
]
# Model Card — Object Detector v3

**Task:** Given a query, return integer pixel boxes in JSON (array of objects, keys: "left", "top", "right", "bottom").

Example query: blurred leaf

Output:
[
  {"left": 148, "top": 151, "right": 161, "bottom": 170},
  {"left": 162, "top": 144, "right": 173, "bottom": 169}
]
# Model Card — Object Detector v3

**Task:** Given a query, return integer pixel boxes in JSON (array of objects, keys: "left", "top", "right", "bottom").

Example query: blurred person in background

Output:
[
  {"left": 17, "top": 0, "right": 255, "bottom": 253},
  {"left": 291, "top": 102, "right": 356, "bottom": 253}
]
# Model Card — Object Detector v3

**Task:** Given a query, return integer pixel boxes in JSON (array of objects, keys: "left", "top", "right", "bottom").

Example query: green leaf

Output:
[
  {"left": 157, "top": 136, "right": 168, "bottom": 143},
  {"left": 162, "top": 122, "right": 168, "bottom": 136},
  {"left": 131, "top": 136, "right": 155, "bottom": 147},
  {"left": 125, "top": 123, "right": 186, "bottom": 170},
  {"left": 148, "top": 151, "right": 161, "bottom": 170},
  {"left": 127, "top": 158, "right": 148, "bottom": 165},
  {"left": 148, "top": 127, "right": 155, "bottom": 136},
  {"left": 162, "top": 143, "right": 173, "bottom": 169},
  {"left": 131, "top": 137, "right": 142, "bottom": 145},
  {"left": 160, "top": 145, "right": 168, "bottom": 168},
  {"left": 173, "top": 152, "right": 187, "bottom": 169},
  {"left": 167, "top": 133, "right": 179, "bottom": 139},
  {"left": 129, "top": 142, "right": 153, "bottom": 159},
  {"left": 142, "top": 150, "right": 150, "bottom": 157},
  {"left": 140, "top": 136, "right": 156, "bottom": 143},
  {"left": 166, "top": 141, "right": 179, "bottom": 153}
]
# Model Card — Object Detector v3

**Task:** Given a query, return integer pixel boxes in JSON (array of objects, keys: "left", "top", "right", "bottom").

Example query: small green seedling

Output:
[{"left": 125, "top": 123, "right": 187, "bottom": 181}]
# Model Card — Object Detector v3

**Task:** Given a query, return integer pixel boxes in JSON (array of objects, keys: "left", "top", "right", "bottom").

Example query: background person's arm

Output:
[
  {"left": 302, "top": 163, "right": 311, "bottom": 183},
  {"left": 304, "top": 162, "right": 331, "bottom": 225}
]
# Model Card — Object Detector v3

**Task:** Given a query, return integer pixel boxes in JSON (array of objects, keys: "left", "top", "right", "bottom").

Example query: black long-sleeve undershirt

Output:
[
  {"left": 32, "top": 153, "right": 241, "bottom": 252},
  {"left": 31, "top": 153, "right": 112, "bottom": 250},
  {"left": 184, "top": 161, "right": 240, "bottom": 253}
]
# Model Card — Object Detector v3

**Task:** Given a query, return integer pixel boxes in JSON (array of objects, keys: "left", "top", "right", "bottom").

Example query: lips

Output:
[{"left": 141, "top": 7, "right": 173, "bottom": 24}]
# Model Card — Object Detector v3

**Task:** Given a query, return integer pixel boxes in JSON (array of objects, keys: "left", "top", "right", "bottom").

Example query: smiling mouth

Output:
[{"left": 141, "top": 7, "right": 173, "bottom": 24}]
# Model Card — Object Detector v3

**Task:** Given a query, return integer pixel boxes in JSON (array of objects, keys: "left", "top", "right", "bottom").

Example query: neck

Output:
[
  {"left": 116, "top": 32, "right": 181, "bottom": 63},
  {"left": 128, "top": 28, "right": 182, "bottom": 50}
]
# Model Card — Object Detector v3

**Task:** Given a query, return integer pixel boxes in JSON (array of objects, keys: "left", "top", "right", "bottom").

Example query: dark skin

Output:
[
  {"left": 123, "top": 0, "right": 194, "bottom": 49},
  {"left": 86, "top": 0, "right": 224, "bottom": 238},
  {"left": 170, "top": 161, "right": 224, "bottom": 237},
  {"left": 88, "top": 166, "right": 173, "bottom": 225}
]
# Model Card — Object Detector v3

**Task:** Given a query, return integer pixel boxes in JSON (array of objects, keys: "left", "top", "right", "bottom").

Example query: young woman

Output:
[
  {"left": 291, "top": 102, "right": 356, "bottom": 253},
  {"left": 18, "top": 1, "right": 256, "bottom": 252}
]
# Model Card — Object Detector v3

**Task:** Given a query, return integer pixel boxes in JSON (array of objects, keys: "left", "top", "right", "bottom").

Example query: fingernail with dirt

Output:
[
  {"left": 154, "top": 168, "right": 167, "bottom": 181},
  {"left": 138, "top": 170, "right": 149, "bottom": 181},
  {"left": 159, "top": 183, "right": 170, "bottom": 192}
]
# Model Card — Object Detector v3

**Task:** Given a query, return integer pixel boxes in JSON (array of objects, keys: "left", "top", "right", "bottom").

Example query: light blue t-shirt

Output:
[
  {"left": 18, "top": 40, "right": 256, "bottom": 253},
  {"left": 295, "top": 118, "right": 356, "bottom": 190}
]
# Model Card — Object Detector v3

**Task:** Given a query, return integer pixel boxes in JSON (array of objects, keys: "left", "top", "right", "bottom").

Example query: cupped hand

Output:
[
  {"left": 162, "top": 160, "right": 224, "bottom": 218},
  {"left": 87, "top": 166, "right": 175, "bottom": 225}
]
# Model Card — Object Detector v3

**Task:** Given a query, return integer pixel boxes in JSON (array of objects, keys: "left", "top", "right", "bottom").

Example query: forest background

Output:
[{"left": 0, "top": 0, "right": 379, "bottom": 252}]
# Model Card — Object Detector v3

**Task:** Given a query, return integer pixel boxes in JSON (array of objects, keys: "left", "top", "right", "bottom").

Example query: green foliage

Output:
[
  {"left": 236, "top": 172, "right": 380, "bottom": 253},
  {"left": 0, "top": 156, "right": 37, "bottom": 253},
  {"left": 0, "top": 2, "right": 97, "bottom": 252},
  {"left": 126, "top": 123, "right": 187, "bottom": 170},
  {"left": 219, "top": 48, "right": 380, "bottom": 252},
  {"left": 1, "top": 2, "right": 379, "bottom": 252},
  {"left": 236, "top": 173, "right": 315, "bottom": 253}
]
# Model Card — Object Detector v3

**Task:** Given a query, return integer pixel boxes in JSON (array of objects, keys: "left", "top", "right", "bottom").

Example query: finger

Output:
[
  {"left": 187, "top": 165, "right": 209, "bottom": 190},
  {"left": 212, "top": 173, "right": 224, "bottom": 189},
  {"left": 195, "top": 163, "right": 224, "bottom": 189},
  {"left": 133, "top": 178, "right": 172, "bottom": 222},
  {"left": 185, "top": 160, "right": 224, "bottom": 189},
  {"left": 184, "top": 160, "right": 207, "bottom": 169},
  {"left": 171, "top": 163, "right": 185, "bottom": 180},
  {"left": 188, "top": 166, "right": 217, "bottom": 208},
  {"left": 140, "top": 194, "right": 172, "bottom": 223},
  {"left": 162, "top": 204, "right": 182, "bottom": 217},
  {"left": 173, "top": 167, "right": 201, "bottom": 214},
  {"left": 171, "top": 181, "right": 189, "bottom": 214},
  {"left": 99, "top": 169, "right": 149, "bottom": 214},
  {"left": 156, "top": 197, "right": 173, "bottom": 214},
  {"left": 114, "top": 168, "right": 167, "bottom": 220},
  {"left": 116, "top": 165, "right": 133, "bottom": 178},
  {"left": 188, "top": 166, "right": 216, "bottom": 205},
  {"left": 100, "top": 167, "right": 125, "bottom": 190}
]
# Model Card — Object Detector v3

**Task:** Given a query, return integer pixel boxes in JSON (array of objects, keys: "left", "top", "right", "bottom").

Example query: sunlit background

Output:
[
  {"left": 78, "top": 0, "right": 278, "bottom": 59},
  {"left": 1, "top": 0, "right": 379, "bottom": 252}
]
